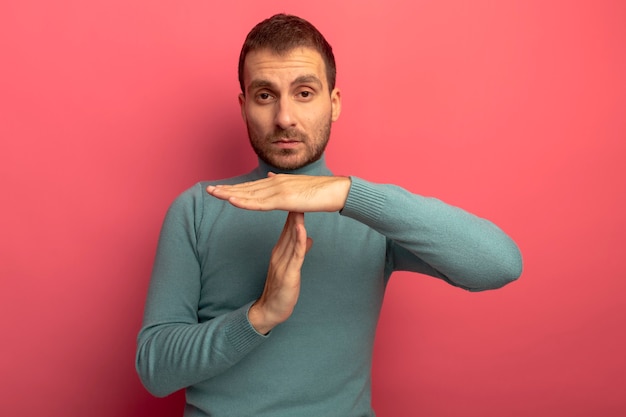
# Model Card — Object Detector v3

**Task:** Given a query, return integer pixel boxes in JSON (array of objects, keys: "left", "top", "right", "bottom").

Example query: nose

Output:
[{"left": 274, "top": 97, "right": 296, "bottom": 130}]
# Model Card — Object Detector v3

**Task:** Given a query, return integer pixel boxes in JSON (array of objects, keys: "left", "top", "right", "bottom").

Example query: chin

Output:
[
  {"left": 270, "top": 160, "right": 306, "bottom": 171},
  {"left": 256, "top": 145, "right": 325, "bottom": 171},
  {"left": 265, "top": 152, "right": 307, "bottom": 171}
]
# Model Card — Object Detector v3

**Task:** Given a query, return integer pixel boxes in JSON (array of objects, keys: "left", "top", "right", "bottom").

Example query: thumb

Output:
[{"left": 305, "top": 237, "right": 314, "bottom": 253}]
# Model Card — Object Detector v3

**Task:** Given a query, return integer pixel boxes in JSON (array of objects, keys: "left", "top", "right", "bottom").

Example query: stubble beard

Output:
[{"left": 247, "top": 119, "right": 332, "bottom": 171}]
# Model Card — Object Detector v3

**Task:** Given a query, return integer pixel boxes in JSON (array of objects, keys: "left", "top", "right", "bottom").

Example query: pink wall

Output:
[{"left": 2, "top": 1, "right": 625, "bottom": 416}]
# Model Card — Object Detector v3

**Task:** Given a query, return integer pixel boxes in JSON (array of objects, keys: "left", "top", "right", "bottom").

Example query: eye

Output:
[
  {"left": 297, "top": 90, "right": 314, "bottom": 100},
  {"left": 255, "top": 92, "right": 275, "bottom": 103}
]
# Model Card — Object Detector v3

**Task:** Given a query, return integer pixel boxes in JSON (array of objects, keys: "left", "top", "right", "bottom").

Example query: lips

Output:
[
  {"left": 272, "top": 139, "right": 302, "bottom": 149},
  {"left": 273, "top": 139, "right": 301, "bottom": 143}
]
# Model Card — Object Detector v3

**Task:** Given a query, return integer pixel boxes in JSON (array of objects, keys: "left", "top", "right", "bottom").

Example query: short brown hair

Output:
[{"left": 238, "top": 14, "right": 337, "bottom": 94}]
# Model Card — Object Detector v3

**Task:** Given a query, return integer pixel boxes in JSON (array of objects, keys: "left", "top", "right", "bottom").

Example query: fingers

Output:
[
  {"left": 291, "top": 214, "right": 313, "bottom": 260},
  {"left": 272, "top": 212, "right": 301, "bottom": 263},
  {"left": 275, "top": 212, "right": 310, "bottom": 268},
  {"left": 206, "top": 177, "right": 279, "bottom": 211},
  {"left": 248, "top": 212, "right": 311, "bottom": 334}
]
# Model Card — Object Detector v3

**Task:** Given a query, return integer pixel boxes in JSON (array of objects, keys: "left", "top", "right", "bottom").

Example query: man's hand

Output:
[
  {"left": 248, "top": 212, "right": 313, "bottom": 335},
  {"left": 206, "top": 173, "right": 351, "bottom": 212}
]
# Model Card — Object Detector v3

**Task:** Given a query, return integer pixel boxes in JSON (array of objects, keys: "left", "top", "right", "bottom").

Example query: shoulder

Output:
[{"left": 166, "top": 169, "right": 260, "bottom": 223}]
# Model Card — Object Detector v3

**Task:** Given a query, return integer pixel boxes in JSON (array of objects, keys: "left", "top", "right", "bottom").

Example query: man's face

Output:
[{"left": 239, "top": 47, "right": 341, "bottom": 170}]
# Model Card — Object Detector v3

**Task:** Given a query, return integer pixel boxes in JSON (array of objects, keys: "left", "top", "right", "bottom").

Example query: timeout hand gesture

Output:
[
  {"left": 206, "top": 173, "right": 351, "bottom": 334},
  {"left": 206, "top": 173, "right": 351, "bottom": 213}
]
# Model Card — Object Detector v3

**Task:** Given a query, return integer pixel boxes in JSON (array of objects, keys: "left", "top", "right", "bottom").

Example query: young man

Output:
[{"left": 136, "top": 14, "right": 522, "bottom": 417}]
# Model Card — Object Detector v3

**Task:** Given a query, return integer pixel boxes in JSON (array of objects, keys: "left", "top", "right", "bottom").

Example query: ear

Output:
[
  {"left": 330, "top": 88, "right": 342, "bottom": 122},
  {"left": 238, "top": 93, "right": 247, "bottom": 123}
]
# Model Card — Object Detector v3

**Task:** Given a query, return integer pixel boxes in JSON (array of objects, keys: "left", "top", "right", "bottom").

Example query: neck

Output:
[{"left": 255, "top": 156, "right": 332, "bottom": 177}]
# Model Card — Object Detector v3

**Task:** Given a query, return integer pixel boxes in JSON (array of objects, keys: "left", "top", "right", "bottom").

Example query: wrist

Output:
[
  {"left": 333, "top": 176, "right": 352, "bottom": 211},
  {"left": 247, "top": 301, "right": 276, "bottom": 335}
]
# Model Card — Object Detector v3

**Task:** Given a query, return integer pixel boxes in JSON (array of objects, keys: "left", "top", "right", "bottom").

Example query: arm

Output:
[
  {"left": 207, "top": 174, "right": 522, "bottom": 291},
  {"left": 342, "top": 177, "right": 522, "bottom": 291},
  {"left": 136, "top": 185, "right": 314, "bottom": 396},
  {"left": 136, "top": 186, "right": 267, "bottom": 397}
]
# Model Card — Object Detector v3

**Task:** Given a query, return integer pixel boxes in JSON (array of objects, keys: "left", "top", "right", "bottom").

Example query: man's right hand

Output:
[{"left": 248, "top": 212, "right": 313, "bottom": 335}]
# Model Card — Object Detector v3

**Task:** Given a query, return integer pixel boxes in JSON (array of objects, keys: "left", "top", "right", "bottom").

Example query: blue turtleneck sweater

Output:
[{"left": 136, "top": 157, "right": 522, "bottom": 417}]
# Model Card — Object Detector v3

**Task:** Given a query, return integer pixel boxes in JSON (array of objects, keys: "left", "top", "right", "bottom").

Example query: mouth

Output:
[
  {"left": 272, "top": 139, "right": 303, "bottom": 149},
  {"left": 273, "top": 138, "right": 301, "bottom": 143}
]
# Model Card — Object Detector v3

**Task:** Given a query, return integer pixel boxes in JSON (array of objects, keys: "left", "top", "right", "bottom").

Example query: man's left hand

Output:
[{"left": 206, "top": 173, "right": 351, "bottom": 212}]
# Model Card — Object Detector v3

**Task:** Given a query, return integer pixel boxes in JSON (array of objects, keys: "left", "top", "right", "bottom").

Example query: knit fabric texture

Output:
[{"left": 136, "top": 157, "right": 522, "bottom": 417}]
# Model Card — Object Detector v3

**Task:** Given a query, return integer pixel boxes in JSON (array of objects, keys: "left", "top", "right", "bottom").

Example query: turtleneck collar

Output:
[{"left": 254, "top": 155, "right": 333, "bottom": 177}]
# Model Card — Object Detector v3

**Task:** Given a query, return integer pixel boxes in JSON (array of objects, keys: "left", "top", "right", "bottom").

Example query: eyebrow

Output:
[
  {"left": 247, "top": 74, "right": 323, "bottom": 94},
  {"left": 293, "top": 75, "right": 323, "bottom": 89}
]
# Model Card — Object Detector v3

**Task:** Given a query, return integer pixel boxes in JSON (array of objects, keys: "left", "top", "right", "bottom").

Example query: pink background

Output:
[{"left": 2, "top": 1, "right": 625, "bottom": 416}]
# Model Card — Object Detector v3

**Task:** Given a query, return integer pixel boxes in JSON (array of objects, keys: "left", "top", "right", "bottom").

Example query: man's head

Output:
[
  {"left": 238, "top": 14, "right": 337, "bottom": 94},
  {"left": 238, "top": 14, "right": 341, "bottom": 171}
]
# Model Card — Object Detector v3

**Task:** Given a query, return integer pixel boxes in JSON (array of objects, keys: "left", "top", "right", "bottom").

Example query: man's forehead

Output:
[
  {"left": 243, "top": 47, "right": 327, "bottom": 86},
  {"left": 245, "top": 46, "right": 324, "bottom": 63}
]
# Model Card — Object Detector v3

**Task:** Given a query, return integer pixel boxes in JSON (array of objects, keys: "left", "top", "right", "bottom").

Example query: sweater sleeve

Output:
[
  {"left": 135, "top": 184, "right": 268, "bottom": 397},
  {"left": 341, "top": 177, "right": 522, "bottom": 291}
]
